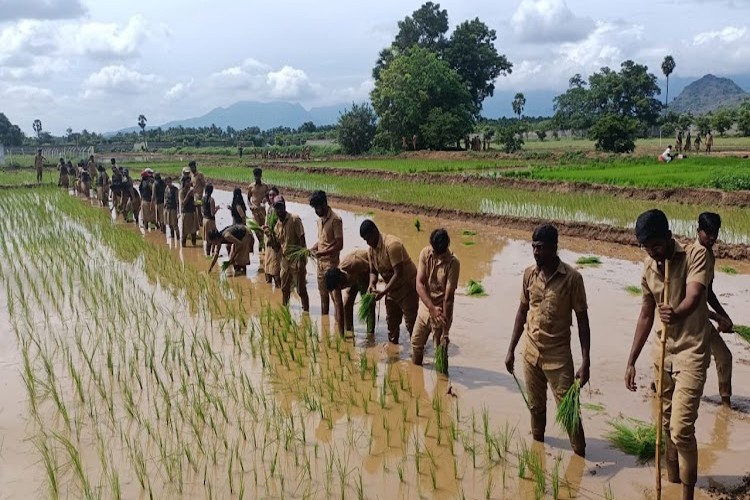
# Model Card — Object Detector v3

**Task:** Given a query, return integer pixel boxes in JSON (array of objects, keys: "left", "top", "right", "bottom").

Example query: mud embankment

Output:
[
  {"left": 260, "top": 163, "right": 750, "bottom": 208},
  {"left": 208, "top": 178, "right": 750, "bottom": 261}
]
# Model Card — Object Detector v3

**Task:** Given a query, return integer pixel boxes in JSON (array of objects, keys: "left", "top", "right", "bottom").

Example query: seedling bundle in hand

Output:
[
  {"left": 734, "top": 324, "right": 750, "bottom": 343},
  {"left": 286, "top": 245, "right": 315, "bottom": 265},
  {"left": 434, "top": 340, "right": 448, "bottom": 375},
  {"left": 555, "top": 379, "right": 581, "bottom": 436},
  {"left": 358, "top": 292, "right": 376, "bottom": 332}
]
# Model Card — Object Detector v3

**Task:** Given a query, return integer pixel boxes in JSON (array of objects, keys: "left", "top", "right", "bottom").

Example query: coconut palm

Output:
[
  {"left": 661, "top": 56, "right": 676, "bottom": 112},
  {"left": 33, "top": 119, "right": 42, "bottom": 144},
  {"left": 137, "top": 114, "right": 148, "bottom": 150}
]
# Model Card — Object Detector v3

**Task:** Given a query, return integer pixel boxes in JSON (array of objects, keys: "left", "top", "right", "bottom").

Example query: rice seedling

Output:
[
  {"left": 575, "top": 256, "right": 601, "bottom": 265},
  {"left": 286, "top": 245, "right": 316, "bottom": 264},
  {"left": 720, "top": 265, "right": 738, "bottom": 275},
  {"left": 461, "top": 240, "right": 476, "bottom": 246},
  {"left": 625, "top": 285, "right": 641, "bottom": 296},
  {"left": 734, "top": 325, "right": 750, "bottom": 343},
  {"left": 466, "top": 279, "right": 487, "bottom": 297},
  {"left": 462, "top": 229, "right": 477, "bottom": 236},
  {"left": 358, "top": 292, "right": 376, "bottom": 332},
  {"left": 414, "top": 218, "right": 421, "bottom": 232},
  {"left": 606, "top": 418, "right": 659, "bottom": 463},
  {"left": 583, "top": 402, "right": 606, "bottom": 412},
  {"left": 556, "top": 379, "right": 581, "bottom": 436},
  {"left": 512, "top": 372, "right": 531, "bottom": 409},
  {"left": 552, "top": 453, "right": 561, "bottom": 499},
  {"left": 434, "top": 341, "right": 449, "bottom": 375}
]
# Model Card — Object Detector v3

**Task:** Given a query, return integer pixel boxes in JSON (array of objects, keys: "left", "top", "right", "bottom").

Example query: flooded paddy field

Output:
[{"left": 1, "top": 187, "right": 749, "bottom": 499}]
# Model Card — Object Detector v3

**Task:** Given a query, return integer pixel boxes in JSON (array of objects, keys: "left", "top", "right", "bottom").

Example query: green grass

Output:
[
  {"left": 625, "top": 285, "right": 641, "bottom": 296},
  {"left": 466, "top": 280, "right": 486, "bottom": 297},
  {"left": 575, "top": 256, "right": 601, "bottom": 265},
  {"left": 606, "top": 419, "right": 659, "bottom": 464},
  {"left": 313, "top": 157, "right": 520, "bottom": 174}
]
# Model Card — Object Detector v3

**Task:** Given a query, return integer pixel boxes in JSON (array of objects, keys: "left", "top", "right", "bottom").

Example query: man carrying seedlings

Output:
[
  {"left": 34, "top": 148, "right": 45, "bottom": 184},
  {"left": 153, "top": 172, "right": 166, "bottom": 232},
  {"left": 505, "top": 223, "right": 590, "bottom": 457},
  {"left": 695, "top": 212, "right": 735, "bottom": 406},
  {"left": 324, "top": 248, "right": 374, "bottom": 336},
  {"left": 309, "top": 190, "right": 343, "bottom": 316},
  {"left": 164, "top": 176, "right": 180, "bottom": 240},
  {"left": 360, "top": 219, "right": 418, "bottom": 344},
  {"left": 265, "top": 195, "right": 309, "bottom": 311},
  {"left": 412, "top": 228, "right": 460, "bottom": 366},
  {"left": 625, "top": 209, "right": 711, "bottom": 499}
]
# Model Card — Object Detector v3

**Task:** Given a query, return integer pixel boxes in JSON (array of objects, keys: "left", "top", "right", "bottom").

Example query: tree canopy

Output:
[
  {"left": 0, "top": 113, "right": 25, "bottom": 146},
  {"left": 337, "top": 103, "right": 377, "bottom": 155}
]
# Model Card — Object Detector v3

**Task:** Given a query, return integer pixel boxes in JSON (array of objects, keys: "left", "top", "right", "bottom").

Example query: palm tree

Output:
[
  {"left": 138, "top": 114, "right": 148, "bottom": 150},
  {"left": 661, "top": 55, "right": 676, "bottom": 112},
  {"left": 33, "top": 119, "right": 42, "bottom": 144},
  {"left": 511, "top": 92, "right": 526, "bottom": 121}
]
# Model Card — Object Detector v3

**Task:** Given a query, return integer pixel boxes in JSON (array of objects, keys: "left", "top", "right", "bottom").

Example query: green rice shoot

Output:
[
  {"left": 286, "top": 245, "right": 316, "bottom": 264},
  {"left": 734, "top": 324, "right": 750, "bottom": 343},
  {"left": 414, "top": 218, "right": 421, "bottom": 232},
  {"left": 434, "top": 342, "right": 448, "bottom": 375},
  {"left": 462, "top": 229, "right": 477, "bottom": 236},
  {"left": 625, "top": 285, "right": 641, "bottom": 296},
  {"left": 246, "top": 219, "right": 262, "bottom": 233},
  {"left": 512, "top": 373, "right": 531, "bottom": 409},
  {"left": 555, "top": 379, "right": 581, "bottom": 436},
  {"left": 358, "top": 292, "right": 376, "bottom": 332},
  {"left": 461, "top": 240, "right": 476, "bottom": 247},
  {"left": 606, "top": 418, "right": 659, "bottom": 464},
  {"left": 582, "top": 402, "right": 605, "bottom": 412},
  {"left": 466, "top": 279, "right": 486, "bottom": 296},
  {"left": 720, "top": 266, "right": 738, "bottom": 275},
  {"left": 575, "top": 256, "right": 601, "bottom": 265}
]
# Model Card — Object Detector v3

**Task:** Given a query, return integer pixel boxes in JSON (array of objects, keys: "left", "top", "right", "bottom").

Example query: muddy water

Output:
[{"left": 1, "top": 187, "right": 749, "bottom": 499}]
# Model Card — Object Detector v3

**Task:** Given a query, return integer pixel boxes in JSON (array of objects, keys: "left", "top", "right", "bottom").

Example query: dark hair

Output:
[
  {"left": 430, "top": 228, "right": 450, "bottom": 253},
  {"left": 359, "top": 219, "right": 378, "bottom": 238},
  {"left": 110, "top": 158, "right": 116, "bottom": 163},
  {"left": 207, "top": 229, "right": 221, "bottom": 241},
  {"left": 324, "top": 267, "right": 345, "bottom": 291},
  {"left": 59, "top": 157, "right": 65, "bottom": 162},
  {"left": 97, "top": 165, "right": 104, "bottom": 172},
  {"left": 231, "top": 187, "right": 247, "bottom": 220},
  {"left": 698, "top": 212, "right": 721, "bottom": 234},
  {"left": 253, "top": 167, "right": 263, "bottom": 177},
  {"left": 532, "top": 223, "right": 558, "bottom": 247},
  {"left": 635, "top": 209, "right": 670, "bottom": 244},
  {"left": 189, "top": 160, "right": 196, "bottom": 168},
  {"left": 268, "top": 186, "right": 279, "bottom": 196},
  {"left": 309, "top": 190, "right": 327, "bottom": 208},
  {"left": 205, "top": 183, "right": 214, "bottom": 196}
]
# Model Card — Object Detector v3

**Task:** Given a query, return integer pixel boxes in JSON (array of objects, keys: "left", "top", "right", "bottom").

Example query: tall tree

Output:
[
  {"left": 0, "top": 113, "right": 25, "bottom": 146},
  {"left": 138, "top": 114, "right": 148, "bottom": 149},
  {"left": 337, "top": 103, "right": 377, "bottom": 155},
  {"left": 33, "top": 119, "right": 42, "bottom": 144},
  {"left": 371, "top": 47, "right": 474, "bottom": 150},
  {"left": 661, "top": 55, "right": 676, "bottom": 112},
  {"left": 512, "top": 92, "right": 526, "bottom": 121}
]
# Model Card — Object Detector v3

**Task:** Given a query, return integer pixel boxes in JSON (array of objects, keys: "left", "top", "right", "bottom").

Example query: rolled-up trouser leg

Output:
[
  {"left": 384, "top": 294, "right": 403, "bottom": 343},
  {"left": 670, "top": 368, "right": 706, "bottom": 487},
  {"left": 410, "top": 306, "right": 431, "bottom": 364},
  {"left": 522, "top": 357, "right": 548, "bottom": 441},
  {"left": 710, "top": 331, "right": 732, "bottom": 399},
  {"left": 402, "top": 287, "right": 418, "bottom": 336}
]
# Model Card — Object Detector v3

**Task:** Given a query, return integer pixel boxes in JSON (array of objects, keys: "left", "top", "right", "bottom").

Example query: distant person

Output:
[
  {"left": 229, "top": 187, "right": 247, "bottom": 225},
  {"left": 263, "top": 187, "right": 281, "bottom": 286},
  {"left": 705, "top": 130, "right": 714, "bottom": 153},
  {"left": 207, "top": 224, "right": 254, "bottom": 274},
  {"left": 164, "top": 176, "right": 180, "bottom": 240},
  {"left": 309, "top": 190, "right": 343, "bottom": 316},
  {"left": 238, "top": 146, "right": 244, "bottom": 158},
  {"left": 685, "top": 131, "right": 692, "bottom": 152},
  {"left": 676, "top": 131, "right": 683, "bottom": 153},
  {"left": 34, "top": 149, "right": 45, "bottom": 184},
  {"left": 86, "top": 155, "right": 97, "bottom": 182},
  {"left": 202, "top": 183, "right": 219, "bottom": 257},
  {"left": 412, "top": 228, "right": 460, "bottom": 366},
  {"left": 139, "top": 169, "right": 156, "bottom": 229},
  {"left": 248, "top": 167, "right": 269, "bottom": 242},
  {"left": 57, "top": 158, "right": 69, "bottom": 188},
  {"left": 325, "top": 249, "right": 374, "bottom": 336},
  {"left": 80, "top": 162, "right": 92, "bottom": 197},
  {"left": 696, "top": 212, "right": 735, "bottom": 406},
  {"left": 96, "top": 165, "right": 110, "bottom": 207},
  {"left": 660, "top": 145, "right": 673, "bottom": 163},
  {"left": 694, "top": 133, "right": 702, "bottom": 152},
  {"left": 505, "top": 223, "right": 590, "bottom": 457},
  {"left": 110, "top": 164, "right": 123, "bottom": 210},
  {"left": 153, "top": 173, "right": 166, "bottom": 232},
  {"left": 179, "top": 176, "right": 198, "bottom": 247}
]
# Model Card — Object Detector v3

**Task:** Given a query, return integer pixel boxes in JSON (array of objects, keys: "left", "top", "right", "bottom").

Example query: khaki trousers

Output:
[
  {"left": 709, "top": 330, "right": 732, "bottom": 398},
  {"left": 654, "top": 363, "right": 706, "bottom": 486},
  {"left": 384, "top": 284, "right": 418, "bottom": 343},
  {"left": 411, "top": 304, "right": 451, "bottom": 354},
  {"left": 523, "top": 355, "right": 586, "bottom": 456}
]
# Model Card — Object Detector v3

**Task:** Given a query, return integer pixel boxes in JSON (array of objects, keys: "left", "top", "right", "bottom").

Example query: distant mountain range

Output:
[
  {"left": 112, "top": 74, "right": 750, "bottom": 134},
  {"left": 670, "top": 74, "right": 749, "bottom": 115}
]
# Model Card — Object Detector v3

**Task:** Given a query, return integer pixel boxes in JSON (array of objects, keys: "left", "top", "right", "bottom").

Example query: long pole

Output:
[{"left": 655, "top": 260, "right": 670, "bottom": 500}]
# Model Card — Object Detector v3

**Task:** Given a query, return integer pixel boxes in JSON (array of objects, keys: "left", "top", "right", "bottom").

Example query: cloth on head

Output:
[{"left": 273, "top": 195, "right": 286, "bottom": 206}]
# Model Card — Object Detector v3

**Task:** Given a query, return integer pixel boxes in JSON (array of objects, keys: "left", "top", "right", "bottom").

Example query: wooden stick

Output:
[{"left": 655, "top": 260, "right": 670, "bottom": 500}]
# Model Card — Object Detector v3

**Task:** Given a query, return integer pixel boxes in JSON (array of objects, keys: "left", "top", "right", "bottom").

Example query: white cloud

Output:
[
  {"left": 692, "top": 26, "right": 746, "bottom": 45},
  {"left": 0, "top": 0, "right": 86, "bottom": 22},
  {"left": 82, "top": 65, "right": 161, "bottom": 98},
  {"left": 62, "top": 15, "right": 158, "bottom": 59},
  {"left": 674, "top": 25, "right": 750, "bottom": 76},
  {"left": 209, "top": 59, "right": 320, "bottom": 101},
  {"left": 266, "top": 66, "right": 317, "bottom": 99},
  {"left": 511, "top": 0, "right": 595, "bottom": 43},
  {"left": 164, "top": 79, "right": 193, "bottom": 101}
]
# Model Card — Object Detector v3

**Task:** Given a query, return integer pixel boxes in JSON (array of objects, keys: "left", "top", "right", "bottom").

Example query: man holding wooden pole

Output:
[{"left": 625, "top": 209, "right": 711, "bottom": 500}]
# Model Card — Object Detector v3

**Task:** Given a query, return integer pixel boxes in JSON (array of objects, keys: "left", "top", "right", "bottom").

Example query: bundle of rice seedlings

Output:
[
  {"left": 414, "top": 218, "right": 421, "bottom": 232},
  {"left": 220, "top": 261, "right": 230, "bottom": 271},
  {"left": 734, "top": 325, "right": 750, "bottom": 343},
  {"left": 466, "top": 279, "right": 486, "bottom": 297},
  {"left": 462, "top": 229, "right": 477, "bottom": 236},
  {"left": 575, "top": 256, "right": 601, "bottom": 265},
  {"left": 606, "top": 418, "right": 659, "bottom": 463},
  {"left": 246, "top": 219, "right": 262, "bottom": 232},
  {"left": 286, "top": 245, "right": 315, "bottom": 265},
  {"left": 555, "top": 379, "right": 581, "bottom": 436},
  {"left": 512, "top": 373, "right": 531, "bottom": 409},
  {"left": 434, "top": 340, "right": 448, "bottom": 375},
  {"left": 358, "top": 292, "right": 376, "bottom": 332}
]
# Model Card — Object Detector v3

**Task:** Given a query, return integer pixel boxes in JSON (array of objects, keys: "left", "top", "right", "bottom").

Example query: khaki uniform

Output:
[
  {"left": 275, "top": 213, "right": 307, "bottom": 295},
  {"left": 316, "top": 208, "right": 343, "bottom": 310},
  {"left": 164, "top": 185, "right": 179, "bottom": 232},
  {"left": 180, "top": 187, "right": 199, "bottom": 237},
  {"left": 412, "top": 247, "right": 460, "bottom": 355},
  {"left": 248, "top": 182, "right": 269, "bottom": 226},
  {"left": 643, "top": 241, "right": 711, "bottom": 486},
  {"left": 520, "top": 260, "right": 588, "bottom": 455},
  {"left": 202, "top": 197, "right": 217, "bottom": 243},
  {"left": 264, "top": 205, "right": 280, "bottom": 279},
  {"left": 368, "top": 234, "right": 418, "bottom": 343},
  {"left": 703, "top": 240, "right": 732, "bottom": 398},
  {"left": 223, "top": 225, "right": 253, "bottom": 267},
  {"left": 339, "top": 249, "right": 373, "bottom": 332},
  {"left": 191, "top": 171, "right": 206, "bottom": 201}
]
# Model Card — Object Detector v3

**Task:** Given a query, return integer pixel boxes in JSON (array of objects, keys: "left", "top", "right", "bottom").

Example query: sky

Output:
[{"left": 2, "top": 0, "right": 750, "bottom": 135}]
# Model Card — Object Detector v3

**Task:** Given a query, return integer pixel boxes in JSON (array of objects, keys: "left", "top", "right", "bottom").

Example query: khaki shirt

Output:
[
  {"left": 418, "top": 246, "right": 460, "bottom": 306},
  {"left": 368, "top": 233, "right": 417, "bottom": 285},
  {"left": 700, "top": 238, "right": 715, "bottom": 290},
  {"left": 521, "top": 260, "right": 588, "bottom": 369},
  {"left": 34, "top": 155, "right": 44, "bottom": 170},
  {"left": 643, "top": 241, "right": 711, "bottom": 371},
  {"left": 316, "top": 208, "right": 343, "bottom": 266},
  {"left": 191, "top": 172, "right": 206, "bottom": 197},
  {"left": 340, "top": 249, "right": 370, "bottom": 290},
  {"left": 274, "top": 213, "right": 306, "bottom": 270},
  {"left": 249, "top": 182, "right": 269, "bottom": 210}
]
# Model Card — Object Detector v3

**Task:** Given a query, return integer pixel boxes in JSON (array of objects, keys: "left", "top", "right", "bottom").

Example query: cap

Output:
[
  {"left": 182, "top": 167, "right": 191, "bottom": 174},
  {"left": 273, "top": 195, "right": 286, "bottom": 206},
  {"left": 145, "top": 168, "right": 154, "bottom": 174}
]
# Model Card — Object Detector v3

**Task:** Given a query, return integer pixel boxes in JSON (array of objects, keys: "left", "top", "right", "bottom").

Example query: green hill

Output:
[{"left": 670, "top": 74, "right": 749, "bottom": 115}]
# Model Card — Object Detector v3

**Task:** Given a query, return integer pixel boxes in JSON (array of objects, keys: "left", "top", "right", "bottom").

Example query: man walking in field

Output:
[
  {"left": 695, "top": 212, "right": 735, "bottom": 406},
  {"left": 694, "top": 133, "right": 702, "bottom": 152},
  {"left": 325, "top": 249, "right": 374, "bottom": 336},
  {"left": 309, "top": 190, "right": 343, "bottom": 316},
  {"left": 34, "top": 149, "right": 45, "bottom": 184},
  {"left": 705, "top": 130, "right": 713, "bottom": 153},
  {"left": 505, "top": 223, "right": 590, "bottom": 457},
  {"left": 266, "top": 195, "right": 309, "bottom": 311},
  {"left": 625, "top": 209, "right": 711, "bottom": 500},
  {"left": 412, "top": 228, "right": 460, "bottom": 366},
  {"left": 360, "top": 220, "right": 418, "bottom": 345}
]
